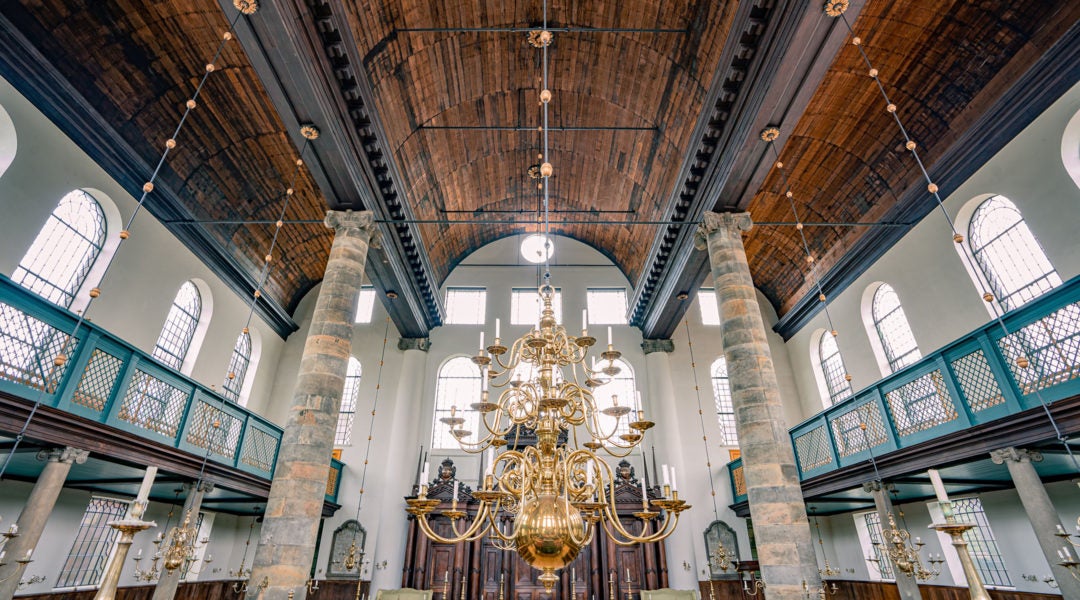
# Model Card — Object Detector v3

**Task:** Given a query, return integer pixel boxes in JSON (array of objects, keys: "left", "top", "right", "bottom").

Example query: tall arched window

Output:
[
  {"left": 593, "top": 358, "right": 638, "bottom": 440},
  {"left": 14, "top": 190, "right": 106, "bottom": 308},
  {"left": 871, "top": 284, "right": 921, "bottom": 372},
  {"left": 968, "top": 195, "right": 1060, "bottom": 311},
  {"left": 818, "top": 333, "right": 852, "bottom": 405},
  {"left": 431, "top": 357, "right": 482, "bottom": 449},
  {"left": 221, "top": 331, "right": 252, "bottom": 402},
  {"left": 712, "top": 356, "right": 738, "bottom": 444},
  {"left": 336, "top": 357, "right": 362, "bottom": 446},
  {"left": 153, "top": 282, "right": 202, "bottom": 370},
  {"left": 711, "top": 358, "right": 737, "bottom": 446}
]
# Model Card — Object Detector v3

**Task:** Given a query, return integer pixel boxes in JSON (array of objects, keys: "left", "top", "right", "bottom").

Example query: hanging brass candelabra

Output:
[
  {"left": 866, "top": 513, "right": 942, "bottom": 581},
  {"left": 407, "top": 285, "right": 689, "bottom": 591}
]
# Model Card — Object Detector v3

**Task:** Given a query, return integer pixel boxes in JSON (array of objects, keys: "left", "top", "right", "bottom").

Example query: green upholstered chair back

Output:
[
  {"left": 641, "top": 588, "right": 700, "bottom": 600},
  {"left": 375, "top": 589, "right": 433, "bottom": 600}
]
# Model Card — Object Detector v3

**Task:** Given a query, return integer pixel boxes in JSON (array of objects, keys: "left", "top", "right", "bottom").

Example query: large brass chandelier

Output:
[
  {"left": 405, "top": 2, "right": 688, "bottom": 589},
  {"left": 407, "top": 286, "right": 689, "bottom": 590}
]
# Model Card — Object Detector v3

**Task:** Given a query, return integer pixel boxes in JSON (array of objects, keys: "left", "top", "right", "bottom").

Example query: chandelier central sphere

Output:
[{"left": 406, "top": 284, "right": 689, "bottom": 590}]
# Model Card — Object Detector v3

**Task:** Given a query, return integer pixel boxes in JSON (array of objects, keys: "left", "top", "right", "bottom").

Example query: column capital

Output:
[
  {"left": 694, "top": 211, "right": 752, "bottom": 250},
  {"left": 860, "top": 480, "right": 895, "bottom": 493},
  {"left": 641, "top": 339, "right": 674, "bottom": 354},
  {"left": 37, "top": 446, "right": 89, "bottom": 464},
  {"left": 398, "top": 337, "right": 431, "bottom": 352},
  {"left": 990, "top": 446, "right": 1043, "bottom": 465},
  {"left": 325, "top": 210, "right": 381, "bottom": 247},
  {"left": 183, "top": 481, "right": 216, "bottom": 493}
]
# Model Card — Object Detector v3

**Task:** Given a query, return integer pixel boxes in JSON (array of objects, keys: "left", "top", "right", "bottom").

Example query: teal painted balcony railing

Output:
[
  {"left": 728, "top": 274, "right": 1080, "bottom": 497},
  {"left": 0, "top": 274, "right": 343, "bottom": 503}
]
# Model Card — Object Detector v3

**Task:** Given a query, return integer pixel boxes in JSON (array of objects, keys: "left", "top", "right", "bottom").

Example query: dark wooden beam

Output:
[
  {"left": 630, "top": 0, "right": 863, "bottom": 337},
  {"left": 0, "top": 11, "right": 300, "bottom": 340}
]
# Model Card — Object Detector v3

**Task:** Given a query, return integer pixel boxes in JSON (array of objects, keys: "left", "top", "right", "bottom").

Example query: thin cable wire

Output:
[{"left": 682, "top": 318, "right": 721, "bottom": 525}]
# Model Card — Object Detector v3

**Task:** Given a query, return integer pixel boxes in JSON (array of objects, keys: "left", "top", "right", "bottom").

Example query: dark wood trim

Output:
[
  {"left": 771, "top": 20, "right": 1080, "bottom": 340},
  {"left": 0, "top": 11, "right": 300, "bottom": 340}
]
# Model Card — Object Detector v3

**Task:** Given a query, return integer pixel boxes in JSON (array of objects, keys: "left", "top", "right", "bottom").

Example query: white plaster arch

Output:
[
  {"left": 238, "top": 326, "right": 262, "bottom": 406},
  {"left": 69, "top": 187, "right": 123, "bottom": 315},
  {"left": 1062, "top": 106, "right": 1080, "bottom": 191},
  {"left": 859, "top": 281, "right": 892, "bottom": 377},
  {"left": 807, "top": 328, "right": 833, "bottom": 410},
  {"left": 0, "top": 102, "right": 16, "bottom": 179},
  {"left": 951, "top": 193, "right": 1004, "bottom": 319}
]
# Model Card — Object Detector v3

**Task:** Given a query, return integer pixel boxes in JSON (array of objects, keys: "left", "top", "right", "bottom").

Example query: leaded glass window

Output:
[
  {"left": 872, "top": 284, "right": 922, "bottom": 372},
  {"left": 818, "top": 333, "right": 852, "bottom": 405},
  {"left": 431, "top": 357, "right": 482, "bottom": 448},
  {"left": 950, "top": 497, "right": 1011, "bottom": 587},
  {"left": 152, "top": 282, "right": 202, "bottom": 370},
  {"left": 336, "top": 357, "right": 362, "bottom": 446},
  {"left": 221, "top": 331, "right": 251, "bottom": 401},
  {"left": 56, "top": 496, "right": 129, "bottom": 587},
  {"left": 969, "top": 195, "right": 1060, "bottom": 311},
  {"left": 13, "top": 190, "right": 106, "bottom": 308},
  {"left": 711, "top": 358, "right": 737, "bottom": 446},
  {"left": 592, "top": 358, "right": 637, "bottom": 440},
  {"left": 862, "top": 512, "right": 895, "bottom": 580}
]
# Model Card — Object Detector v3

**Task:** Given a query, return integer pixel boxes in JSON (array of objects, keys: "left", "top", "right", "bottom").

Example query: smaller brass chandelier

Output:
[
  {"left": 866, "top": 513, "right": 942, "bottom": 581},
  {"left": 708, "top": 540, "right": 736, "bottom": 573},
  {"left": 161, "top": 510, "right": 210, "bottom": 575}
]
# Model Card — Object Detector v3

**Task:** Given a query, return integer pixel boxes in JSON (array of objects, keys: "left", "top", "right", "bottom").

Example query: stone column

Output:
[
  {"left": 372, "top": 337, "right": 430, "bottom": 592},
  {"left": 695, "top": 212, "right": 819, "bottom": 598},
  {"left": 151, "top": 481, "right": 212, "bottom": 600},
  {"left": 251, "top": 210, "right": 380, "bottom": 600},
  {"left": 641, "top": 339, "right": 696, "bottom": 589},
  {"left": 990, "top": 447, "right": 1080, "bottom": 597},
  {"left": 862, "top": 482, "right": 919, "bottom": 599},
  {"left": 0, "top": 446, "right": 88, "bottom": 600}
]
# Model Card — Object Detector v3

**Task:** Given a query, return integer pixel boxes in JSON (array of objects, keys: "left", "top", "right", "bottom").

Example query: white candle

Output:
[
  {"left": 480, "top": 331, "right": 485, "bottom": 351},
  {"left": 927, "top": 469, "right": 949, "bottom": 504},
  {"left": 0, "top": 551, "right": 5, "bottom": 562},
  {"left": 9, "top": 523, "right": 17, "bottom": 534},
  {"left": 586, "top": 464, "right": 594, "bottom": 487},
  {"left": 495, "top": 318, "right": 501, "bottom": 340},
  {"left": 486, "top": 448, "right": 495, "bottom": 475},
  {"left": 626, "top": 568, "right": 631, "bottom": 582},
  {"left": 671, "top": 467, "right": 678, "bottom": 492},
  {"left": 136, "top": 466, "right": 158, "bottom": 503},
  {"left": 137, "top": 548, "right": 143, "bottom": 558},
  {"left": 482, "top": 368, "right": 490, "bottom": 392},
  {"left": 635, "top": 390, "right": 642, "bottom": 409},
  {"left": 453, "top": 481, "right": 460, "bottom": 502},
  {"left": 607, "top": 327, "right": 613, "bottom": 346},
  {"left": 421, "top": 462, "right": 430, "bottom": 484},
  {"left": 640, "top": 477, "right": 647, "bottom": 499},
  {"left": 582, "top": 310, "right": 588, "bottom": 331},
  {"left": 1057, "top": 524, "right": 1066, "bottom": 534},
  {"left": 662, "top": 465, "right": 671, "bottom": 487},
  {"left": 24, "top": 549, "right": 32, "bottom": 560}
]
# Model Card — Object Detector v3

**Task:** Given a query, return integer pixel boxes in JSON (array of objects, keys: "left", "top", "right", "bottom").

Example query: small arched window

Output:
[
  {"left": 968, "top": 195, "right": 1060, "bottom": 311},
  {"left": 871, "top": 284, "right": 921, "bottom": 372},
  {"left": 818, "top": 333, "right": 852, "bottom": 405},
  {"left": 14, "top": 190, "right": 106, "bottom": 308},
  {"left": 153, "top": 281, "right": 202, "bottom": 370},
  {"left": 712, "top": 356, "right": 738, "bottom": 444},
  {"left": 711, "top": 358, "right": 737, "bottom": 446},
  {"left": 335, "top": 357, "right": 362, "bottom": 446},
  {"left": 221, "top": 331, "right": 252, "bottom": 402},
  {"left": 431, "top": 357, "right": 482, "bottom": 449},
  {"left": 593, "top": 358, "right": 638, "bottom": 440}
]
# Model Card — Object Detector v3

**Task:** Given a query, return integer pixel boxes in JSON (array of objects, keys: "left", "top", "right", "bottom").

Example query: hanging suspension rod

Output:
[
  {"left": 397, "top": 27, "right": 687, "bottom": 34},
  {"left": 162, "top": 218, "right": 914, "bottom": 227},
  {"left": 419, "top": 125, "right": 657, "bottom": 131}
]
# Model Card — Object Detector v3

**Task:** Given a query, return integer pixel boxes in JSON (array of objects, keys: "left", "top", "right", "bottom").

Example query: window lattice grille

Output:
[
  {"left": 13, "top": 190, "right": 106, "bottom": 308},
  {"left": 951, "top": 497, "right": 1012, "bottom": 587},
  {"left": 73, "top": 348, "right": 124, "bottom": 412},
  {"left": 998, "top": 302, "right": 1080, "bottom": 394},
  {"left": 241, "top": 426, "right": 279, "bottom": 472},
  {"left": 872, "top": 284, "right": 922, "bottom": 372},
  {"left": 863, "top": 512, "right": 895, "bottom": 580},
  {"left": 818, "top": 333, "right": 852, "bottom": 405},
  {"left": 0, "top": 302, "right": 77, "bottom": 393},
  {"left": 969, "top": 195, "right": 1061, "bottom": 311},
  {"left": 794, "top": 426, "right": 833, "bottom": 472},
  {"left": 118, "top": 370, "right": 188, "bottom": 437},
  {"left": 884, "top": 371, "right": 958, "bottom": 436},
  {"left": 57, "top": 497, "right": 130, "bottom": 587},
  {"left": 711, "top": 357, "right": 738, "bottom": 446},
  {"left": 431, "top": 357, "right": 482, "bottom": 448},
  {"left": 185, "top": 398, "right": 243, "bottom": 459},
  {"left": 950, "top": 350, "right": 1005, "bottom": 412},
  {"left": 336, "top": 357, "right": 362, "bottom": 446},
  {"left": 592, "top": 358, "right": 638, "bottom": 441},
  {"left": 152, "top": 281, "right": 202, "bottom": 370},
  {"left": 221, "top": 331, "right": 251, "bottom": 401},
  {"left": 830, "top": 403, "right": 888, "bottom": 458}
]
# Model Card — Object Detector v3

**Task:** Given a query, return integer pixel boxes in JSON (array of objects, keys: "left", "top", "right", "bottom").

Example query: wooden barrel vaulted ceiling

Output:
[{"left": 0, "top": 0, "right": 1076, "bottom": 338}]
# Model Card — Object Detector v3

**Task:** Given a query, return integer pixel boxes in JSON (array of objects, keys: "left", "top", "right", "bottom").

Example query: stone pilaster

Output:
[
  {"left": 251, "top": 210, "right": 380, "bottom": 600},
  {"left": 0, "top": 446, "right": 88, "bottom": 600},
  {"left": 151, "top": 482, "right": 212, "bottom": 600},
  {"left": 373, "top": 338, "right": 430, "bottom": 591},
  {"left": 640, "top": 340, "right": 696, "bottom": 588},
  {"left": 862, "top": 482, "right": 920, "bottom": 599},
  {"left": 990, "top": 447, "right": 1080, "bottom": 596},
  {"left": 695, "top": 212, "right": 819, "bottom": 598}
]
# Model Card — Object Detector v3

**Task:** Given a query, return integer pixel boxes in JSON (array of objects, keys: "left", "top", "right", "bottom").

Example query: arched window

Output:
[
  {"left": 592, "top": 358, "right": 638, "bottom": 440},
  {"left": 431, "top": 357, "right": 482, "bottom": 449},
  {"left": 711, "top": 358, "right": 737, "bottom": 446},
  {"left": 968, "top": 195, "right": 1060, "bottom": 311},
  {"left": 336, "top": 357, "right": 362, "bottom": 446},
  {"left": 871, "top": 284, "right": 921, "bottom": 372},
  {"left": 818, "top": 333, "right": 852, "bottom": 405},
  {"left": 13, "top": 190, "right": 106, "bottom": 308},
  {"left": 221, "top": 331, "right": 252, "bottom": 402},
  {"left": 153, "top": 282, "right": 202, "bottom": 370}
]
